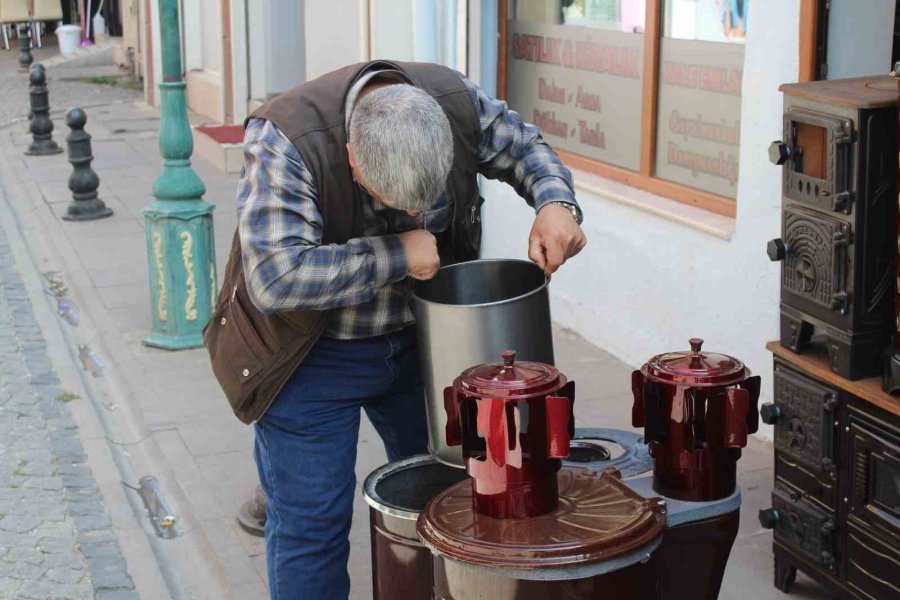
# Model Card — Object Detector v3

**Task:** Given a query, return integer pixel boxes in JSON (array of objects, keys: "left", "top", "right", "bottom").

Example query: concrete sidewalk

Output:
[{"left": 0, "top": 61, "right": 831, "bottom": 599}]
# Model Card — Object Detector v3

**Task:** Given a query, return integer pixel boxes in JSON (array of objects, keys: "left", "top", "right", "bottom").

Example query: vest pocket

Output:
[{"left": 206, "top": 291, "right": 276, "bottom": 414}]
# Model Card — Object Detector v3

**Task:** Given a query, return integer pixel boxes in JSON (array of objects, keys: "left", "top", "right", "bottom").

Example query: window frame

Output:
[{"left": 496, "top": 0, "right": 819, "bottom": 219}]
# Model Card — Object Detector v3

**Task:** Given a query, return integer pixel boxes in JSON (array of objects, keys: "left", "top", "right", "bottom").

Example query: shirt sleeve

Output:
[
  {"left": 462, "top": 76, "right": 582, "bottom": 220},
  {"left": 236, "top": 119, "right": 409, "bottom": 314}
]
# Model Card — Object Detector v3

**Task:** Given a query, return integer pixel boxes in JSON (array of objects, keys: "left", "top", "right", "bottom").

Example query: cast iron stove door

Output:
[
  {"left": 781, "top": 206, "right": 850, "bottom": 318},
  {"left": 771, "top": 485, "right": 838, "bottom": 575},
  {"left": 781, "top": 108, "right": 853, "bottom": 214}
]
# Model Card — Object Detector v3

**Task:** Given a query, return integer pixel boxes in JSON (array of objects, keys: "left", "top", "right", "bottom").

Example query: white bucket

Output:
[{"left": 56, "top": 25, "right": 82, "bottom": 56}]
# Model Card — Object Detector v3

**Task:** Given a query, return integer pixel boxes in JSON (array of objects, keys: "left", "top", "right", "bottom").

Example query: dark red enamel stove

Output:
[
  {"left": 631, "top": 338, "right": 761, "bottom": 501},
  {"left": 442, "top": 350, "right": 575, "bottom": 519}
]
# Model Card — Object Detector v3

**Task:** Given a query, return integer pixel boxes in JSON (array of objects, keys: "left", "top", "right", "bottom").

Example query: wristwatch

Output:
[{"left": 548, "top": 201, "right": 583, "bottom": 226}]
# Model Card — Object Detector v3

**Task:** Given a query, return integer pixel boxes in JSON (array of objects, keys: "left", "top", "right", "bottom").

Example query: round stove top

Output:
[{"left": 416, "top": 467, "right": 666, "bottom": 573}]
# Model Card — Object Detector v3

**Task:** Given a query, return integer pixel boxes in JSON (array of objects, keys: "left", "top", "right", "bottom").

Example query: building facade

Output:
[{"left": 142, "top": 0, "right": 900, "bottom": 439}]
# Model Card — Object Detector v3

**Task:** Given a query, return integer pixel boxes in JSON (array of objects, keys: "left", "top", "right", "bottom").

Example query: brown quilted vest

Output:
[{"left": 204, "top": 61, "right": 482, "bottom": 424}]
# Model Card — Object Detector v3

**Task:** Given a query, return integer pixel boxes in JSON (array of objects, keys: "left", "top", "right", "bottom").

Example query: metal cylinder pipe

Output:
[{"left": 412, "top": 259, "right": 555, "bottom": 466}]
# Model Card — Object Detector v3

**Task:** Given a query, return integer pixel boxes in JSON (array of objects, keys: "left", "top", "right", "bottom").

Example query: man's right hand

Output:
[{"left": 399, "top": 230, "right": 440, "bottom": 280}]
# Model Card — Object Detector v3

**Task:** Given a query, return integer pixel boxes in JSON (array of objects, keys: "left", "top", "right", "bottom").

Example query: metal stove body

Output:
[{"left": 767, "top": 80, "right": 898, "bottom": 379}]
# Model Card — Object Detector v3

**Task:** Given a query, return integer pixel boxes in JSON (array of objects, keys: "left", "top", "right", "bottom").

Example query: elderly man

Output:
[{"left": 205, "top": 60, "right": 585, "bottom": 600}]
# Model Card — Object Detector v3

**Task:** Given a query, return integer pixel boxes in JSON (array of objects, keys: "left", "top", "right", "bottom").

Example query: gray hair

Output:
[{"left": 349, "top": 84, "right": 454, "bottom": 212}]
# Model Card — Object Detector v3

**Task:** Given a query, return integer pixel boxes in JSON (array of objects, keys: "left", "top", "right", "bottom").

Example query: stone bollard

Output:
[
  {"left": 25, "top": 65, "right": 62, "bottom": 156},
  {"left": 62, "top": 108, "right": 113, "bottom": 221},
  {"left": 18, "top": 25, "right": 33, "bottom": 72}
]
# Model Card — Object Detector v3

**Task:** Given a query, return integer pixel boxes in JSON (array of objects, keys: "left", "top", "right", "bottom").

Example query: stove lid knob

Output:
[
  {"left": 760, "top": 402, "right": 782, "bottom": 425},
  {"left": 759, "top": 508, "right": 779, "bottom": 529},
  {"left": 767, "top": 238, "right": 788, "bottom": 262},
  {"left": 768, "top": 140, "right": 793, "bottom": 165}
]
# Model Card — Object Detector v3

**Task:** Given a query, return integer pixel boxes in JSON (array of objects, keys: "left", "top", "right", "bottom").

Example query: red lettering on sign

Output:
[
  {"left": 538, "top": 78, "right": 566, "bottom": 104},
  {"left": 575, "top": 86, "right": 602, "bottom": 113},
  {"left": 578, "top": 121, "right": 606, "bottom": 148},
  {"left": 662, "top": 62, "right": 742, "bottom": 96},
  {"left": 533, "top": 110, "right": 569, "bottom": 139}
]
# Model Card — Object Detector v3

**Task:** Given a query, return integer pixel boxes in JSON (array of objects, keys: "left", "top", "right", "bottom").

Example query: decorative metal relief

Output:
[
  {"left": 773, "top": 365, "right": 836, "bottom": 476},
  {"left": 180, "top": 231, "right": 198, "bottom": 321},
  {"left": 771, "top": 485, "right": 837, "bottom": 573},
  {"left": 209, "top": 263, "right": 217, "bottom": 311},
  {"left": 152, "top": 230, "right": 168, "bottom": 321},
  {"left": 782, "top": 208, "right": 849, "bottom": 311}
]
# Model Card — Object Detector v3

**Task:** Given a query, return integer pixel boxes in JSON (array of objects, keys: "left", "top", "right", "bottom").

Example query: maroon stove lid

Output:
[
  {"left": 642, "top": 338, "right": 748, "bottom": 387},
  {"left": 455, "top": 350, "right": 564, "bottom": 398},
  {"left": 416, "top": 467, "right": 666, "bottom": 570}
]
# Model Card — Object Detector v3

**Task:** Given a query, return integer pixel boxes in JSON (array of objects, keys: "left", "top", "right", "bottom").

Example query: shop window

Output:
[
  {"left": 370, "top": 0, "right": 467, "bottom": 72},
  {"left": 502, "top": 0, "right": 747, "bottom": 216},
  {"left": 655, "top": 1, "right": 744, "bottom": 198}
]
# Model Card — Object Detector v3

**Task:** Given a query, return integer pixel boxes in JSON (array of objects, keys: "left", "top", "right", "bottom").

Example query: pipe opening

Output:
[
  {"left": 413, "top": 260, "right": 547, "bottom": 306},
  {"left": 568, "top": 438, "right": 626, "bottom": 461},
  {"left": 566, "top": 441, "right": 612, "bottom": 463},
  {"left": 372, "top": 462, "right": 468, "bottom": 513}
]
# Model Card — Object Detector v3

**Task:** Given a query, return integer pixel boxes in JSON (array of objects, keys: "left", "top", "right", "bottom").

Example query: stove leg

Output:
[
  {"left": 883, "top": 347, "right": 900, "bottom": 394},
  {"left": 774, "top": 549, "right": 797, "bottom": 594},
  {"left": 780, "top": 312, "right": 812, "bottom": 354}
]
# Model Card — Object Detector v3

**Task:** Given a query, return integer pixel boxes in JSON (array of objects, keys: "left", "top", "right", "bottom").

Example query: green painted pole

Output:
[{"left": 143, "top": 0, "right": 217, "bottom": 350}]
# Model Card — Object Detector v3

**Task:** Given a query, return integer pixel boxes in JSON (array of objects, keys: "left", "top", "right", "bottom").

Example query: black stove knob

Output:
[
  {"left": 769, "top": 141, "right": 793, "bottom": 165},
  {"left": 759, "top": 508, "right": 780, "bottom": 529},
  {"left": 767, "top": 239, "right": 787, "bottom": 262},
  {"left": 760, "top": 402, "right": 782, "bottom": 424}
]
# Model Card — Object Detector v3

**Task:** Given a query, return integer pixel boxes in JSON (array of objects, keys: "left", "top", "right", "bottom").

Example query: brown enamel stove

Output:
[
  {"left": 632, "top": 338, "right": 761, "bottom": 501},
  {"left": 416, "top": 351, "right": 667, "bottom": 600}
]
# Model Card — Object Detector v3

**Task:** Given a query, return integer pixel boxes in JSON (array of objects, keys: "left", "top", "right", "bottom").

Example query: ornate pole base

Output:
[
  {"left": 62, "top": 197, "right": 113, "bottom": 221},
  {"left": 25, "top": 137, "right": 62, "bottom": 156},
  {"left": 146, "top": 0, "right": 217, "bottom": 350},
  {"left": 882, "top": 347, "right": 900, "bottom": 394},
  {"left": 237, "top": 485, "right": 267, "bottom": 538},
  {"left": 143, "top": 199, "right": 216, "bottom": 350}
]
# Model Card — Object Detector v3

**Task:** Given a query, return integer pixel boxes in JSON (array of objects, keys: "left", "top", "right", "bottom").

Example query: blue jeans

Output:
[{"left": 253, "top": 326, "right": 428, "bottom": 600}]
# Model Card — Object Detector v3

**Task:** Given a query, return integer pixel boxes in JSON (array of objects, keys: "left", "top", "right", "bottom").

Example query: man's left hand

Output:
[{"left": 528, "top": 204, "right": 587, "bottom": 274}]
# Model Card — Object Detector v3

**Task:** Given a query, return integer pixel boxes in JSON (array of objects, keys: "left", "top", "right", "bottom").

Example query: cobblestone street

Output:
[{"left": 0, "top": 216, "right": 136, "bottom": 599}]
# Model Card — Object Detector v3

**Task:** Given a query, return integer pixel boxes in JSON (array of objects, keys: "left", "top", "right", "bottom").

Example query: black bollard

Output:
[
  {"left": 25, "top": 65, "right": 62, "bottom": 156},
  {"left": 63, "top": 108, "right": 113, "bottom": 221},
  {"left": 18, "top": 25, "right": 33, "bottom": 73}
]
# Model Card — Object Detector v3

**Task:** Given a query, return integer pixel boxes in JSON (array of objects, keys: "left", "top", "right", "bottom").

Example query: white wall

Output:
[
  {"left": 480, "top": 0, "right": 799, "bottom": 440},
  {"left": 827, "top": 0, "right": 895, "bottom": 79},
  {"left": 304, "top": 0, "right": 368, "bottom": 81},
  {"left": 198, "top": 0, "right": 222, "bottom": 73},
  {"left": 247, "top": 1, "right": 268, "bottom": 101},
  {"left": 371, "top": 0, "right": 415, "bottom": 60},
  {"left": 267, "top": 1, "right": 306, "bottom": 95}
]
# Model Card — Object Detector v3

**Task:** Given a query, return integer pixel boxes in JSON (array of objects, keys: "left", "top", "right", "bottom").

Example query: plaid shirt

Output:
[{"left": 237, "top": 75, "right": 579, "bottom": 339}]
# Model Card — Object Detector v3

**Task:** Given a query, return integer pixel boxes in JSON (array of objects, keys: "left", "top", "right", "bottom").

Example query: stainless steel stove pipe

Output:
[{"left": 412, "top": 259, "right": 555, "bottom": 466}]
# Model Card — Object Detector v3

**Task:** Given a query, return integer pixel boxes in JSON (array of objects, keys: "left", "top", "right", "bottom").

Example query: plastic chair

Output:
[
  {"left": 31, "top": 0, "right": 62, "bottom": 47},
  {"left": 0, "top": 0, "right": 31, "bottom": 50}
]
